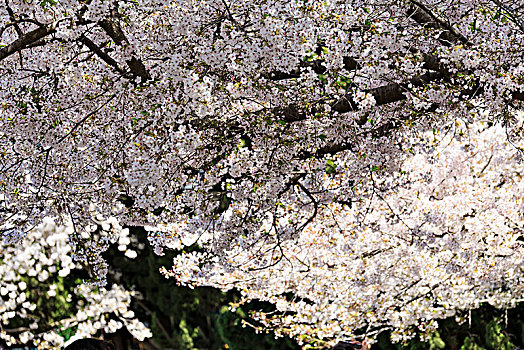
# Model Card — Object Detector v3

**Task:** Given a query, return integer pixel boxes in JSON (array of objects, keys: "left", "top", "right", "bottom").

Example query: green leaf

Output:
[
  {"left": 429, "top": 331, "right": 446, "bottom": 349},
  {"left": 40, "top": 0, "right": 57, "bottom": 7},
  {"left": 325, "top": 159, "right": 337, "bottom": 174},
  {"left": 238, "top": 135, "right": 252, "bottom": 148}
]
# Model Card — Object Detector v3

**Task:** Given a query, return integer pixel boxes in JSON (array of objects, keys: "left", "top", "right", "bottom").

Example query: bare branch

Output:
[{"left": 490, "top": 0, "right": 524, "bottom": 33}]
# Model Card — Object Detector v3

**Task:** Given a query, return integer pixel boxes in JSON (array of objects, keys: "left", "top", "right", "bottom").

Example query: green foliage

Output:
[
  {"left": 59, "top": 325, "right": 78, "bottom": 342},
  {"left": 40, "top": 0, "right": 57, "bottom": 7},
  {"left": 338, "top": 76, "right": 352, "bottom": 88},
  {"left": 7, "top": 269, "right": 88, "bottom": 336},
  {"left": 428, "top": 331, "right": 446, "bottom": 350},
  {"left": 238, "top": 135, "right": 252, "bottom": 149},
  {"left": 460, "top": 337, "right": 485, "bottom": 350},
  {"left": 318, "top": 74, "right": 328, "bottom": 85},
  {"left": 325, "top": 159, "right": 337, "bottom": 174},
  {"left": 214, "top": 302, "right": 299, "bottom": 350},
  {"left": 106, "top": 227, "right": 524, "bottom": 350},
  {"left": 485, "top": 318, "right": 514, "bottom": 350}
]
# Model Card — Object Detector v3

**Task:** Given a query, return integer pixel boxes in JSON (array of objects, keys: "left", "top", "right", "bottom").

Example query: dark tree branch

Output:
[
  {"left": 408, "top": 0, "right": 471, "bottom": 46},
  {"left": 98, "top": 15, "right": 151, "bottom": 82},
  {"left": 5, "top": 2, "right": 23, "bottom": 37},
  {"left": 513, "top": 91, "right": 524, "bottom": 101},
  {"left": 0, "top": 21, "right": 58, "bottom": 61},
  {"left": 78, "top": 35, "right": 128, "bottom": 76},
  {"left": 332, "top": 71, "right": 443, "bottom": 113},
  {"left": 490, "top": 0, "right": 524, "bottom": 33},
  {"left": 265, "top": 57, "right": 359, "bottom": 81}
]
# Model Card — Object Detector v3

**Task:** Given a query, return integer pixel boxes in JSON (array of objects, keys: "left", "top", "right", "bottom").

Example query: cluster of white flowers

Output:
[
  {"left": 353, "top": 91, "right": 377, "bottom": 110},
  {"left": 0, "top": 218, "right": 151, "bottom": 349},
  {"left": 74, "top": 284, "right": 152, "bottom": 342}
]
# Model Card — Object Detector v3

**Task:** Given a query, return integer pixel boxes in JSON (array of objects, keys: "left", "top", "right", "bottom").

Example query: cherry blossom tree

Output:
[{"left": 1, "top": 0, "right": 524, "bottom": 346}]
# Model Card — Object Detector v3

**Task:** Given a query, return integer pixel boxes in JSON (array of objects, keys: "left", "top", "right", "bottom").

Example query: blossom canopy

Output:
[{"left": 1, "top": 0, "right": 524, "bottom": 345}]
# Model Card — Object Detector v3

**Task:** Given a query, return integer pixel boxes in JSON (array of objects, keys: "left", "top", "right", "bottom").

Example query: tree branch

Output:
[
  {"left": 78, "top": 35, "right": 128, "bottom": 76},
  {"left": 265, "top": 57, "right": 358, "bottom": 81},
  {"left": 407, "top": 0, "right": 471, "bottom": 46},
  {"left": 0, "top": 21, "right": 58, "bottom": 61},
  {"left": 98, "top": 15, "right": 151, "bottom": 82},
  {"left": 332, "top": 71, "right": 443, "bottom": 113},
  {"left": 490, "top": 0, "right": 524, "bottom": 33}
]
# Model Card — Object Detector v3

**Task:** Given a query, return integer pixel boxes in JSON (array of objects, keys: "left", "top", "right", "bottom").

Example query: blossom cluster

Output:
[{"left": 0, "top": 218, "right": 151, "bottom": 349}]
